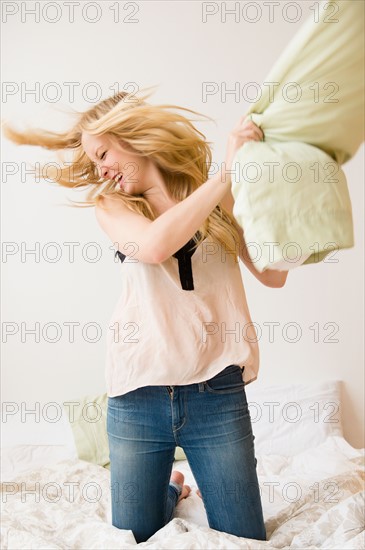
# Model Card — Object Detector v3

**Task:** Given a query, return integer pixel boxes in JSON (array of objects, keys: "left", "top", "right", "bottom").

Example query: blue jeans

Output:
[{"left": 107, "top": 364, "right": 266, "bottom": 543}]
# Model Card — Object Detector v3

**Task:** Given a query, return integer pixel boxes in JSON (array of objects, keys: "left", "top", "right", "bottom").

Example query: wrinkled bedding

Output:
[{"left": 1, "top": 435, "right": 364, "bottom": 549}]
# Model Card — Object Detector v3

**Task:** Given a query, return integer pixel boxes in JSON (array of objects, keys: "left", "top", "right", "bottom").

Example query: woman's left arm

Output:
[{"left": 220, "top": 187, "right": 289, "bottom": 288}]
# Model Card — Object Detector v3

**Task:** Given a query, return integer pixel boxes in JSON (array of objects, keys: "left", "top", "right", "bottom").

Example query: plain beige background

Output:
[{"left": 2, "top": 1, "right": 364, "bottom": 447}]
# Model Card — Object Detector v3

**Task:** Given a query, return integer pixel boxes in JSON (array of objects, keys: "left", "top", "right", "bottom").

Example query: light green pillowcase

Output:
[
  {"left": 231, "top": 140, "right": 354, "bottom": 273},
  {"left": 64, "top": 393, "right": 110, "bottom": 469},
  {"left": 231, "top": 0, "right": 363, "bottom": 272},
  {"left": 244, "top": 0, "right": 364, "bottom": 165},
  {"left": 64, "top": 393, "right": 187, "bottom": 468}
]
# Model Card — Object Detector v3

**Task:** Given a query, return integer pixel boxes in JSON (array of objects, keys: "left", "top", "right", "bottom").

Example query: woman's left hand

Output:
[
  {"left": 225, "top": 117, "right": 264, "bottom": 172},
  {"left": 234, "top": 117, "right": 264, "bottom": 145}
]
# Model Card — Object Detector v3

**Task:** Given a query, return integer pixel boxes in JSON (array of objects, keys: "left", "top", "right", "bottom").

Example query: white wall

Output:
[{"left": 2, "top": 1, "right": 364, "bottom": 448}]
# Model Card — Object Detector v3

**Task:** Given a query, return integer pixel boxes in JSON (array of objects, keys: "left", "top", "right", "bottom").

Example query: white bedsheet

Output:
[{"left": 1, "top": 435, "right": 364, "bottom": 549}]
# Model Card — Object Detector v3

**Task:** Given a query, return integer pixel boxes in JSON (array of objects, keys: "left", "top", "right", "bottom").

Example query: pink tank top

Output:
[{"left": 105, "top": 232, "right": 260, "bottom": 397}]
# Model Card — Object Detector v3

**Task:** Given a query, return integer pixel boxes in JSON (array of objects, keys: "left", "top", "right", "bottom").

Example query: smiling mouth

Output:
[{"left": 113, "top": 173, "right": 123, "bottom": 183}]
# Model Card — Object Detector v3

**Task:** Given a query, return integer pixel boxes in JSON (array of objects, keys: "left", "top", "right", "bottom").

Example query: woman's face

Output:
[{"left": 81, "top": 131, "right": 150, "bottom": 194}]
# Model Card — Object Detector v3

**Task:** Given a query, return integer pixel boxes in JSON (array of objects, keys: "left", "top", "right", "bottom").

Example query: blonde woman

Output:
[{"left": 3, "top": 89, "right": 287, "bottom": 543}]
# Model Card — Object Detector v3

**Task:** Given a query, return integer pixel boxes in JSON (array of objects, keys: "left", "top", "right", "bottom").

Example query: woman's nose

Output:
[{"left": 97, "top": 165, "right": 109, "bottom": 179}]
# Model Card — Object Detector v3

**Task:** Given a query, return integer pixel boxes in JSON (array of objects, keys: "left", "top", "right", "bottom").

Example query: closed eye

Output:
[{"left": 100, "top": 151, "right": 107, "bottom": 160}]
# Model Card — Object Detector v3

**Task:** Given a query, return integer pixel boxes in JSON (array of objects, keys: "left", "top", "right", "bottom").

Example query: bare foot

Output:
[{"left": 170, "top": 471, "right": 191, "bottom": 502}]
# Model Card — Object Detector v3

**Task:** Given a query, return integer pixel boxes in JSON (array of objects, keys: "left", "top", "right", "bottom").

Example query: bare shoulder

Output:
[
  {"left": 94, "top": 193, "right": 149, "bottom": 233},
  {"left": 95, "top": 194, "right": 128, "bottom": 213},
  {"left": 93, "top": 193, "right": 157, "bottom": 263}
]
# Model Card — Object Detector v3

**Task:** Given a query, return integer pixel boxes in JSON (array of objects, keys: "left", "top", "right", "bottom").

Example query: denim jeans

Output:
[{"left": 107, "top": 364, "right": 266, "bottom": 543}]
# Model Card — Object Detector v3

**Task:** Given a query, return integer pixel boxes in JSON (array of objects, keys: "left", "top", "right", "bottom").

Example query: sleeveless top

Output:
[{"left": 105, "top": 232, "right": 260, "bottom": 397}]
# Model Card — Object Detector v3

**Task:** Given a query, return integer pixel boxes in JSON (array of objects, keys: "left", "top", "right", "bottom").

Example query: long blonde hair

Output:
[{"left": 2, "top": 87, "right": 241, "bottom": 255}]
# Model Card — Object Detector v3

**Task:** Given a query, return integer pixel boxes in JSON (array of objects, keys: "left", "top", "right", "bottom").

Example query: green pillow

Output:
[
  {"left": 64, "top": 393, "right": 110, "bottom": 469},
  {"left": 243, "top": 0, "right": 364, "bottom": 165},
  {"left": 231, "top": 0, "right": 363, "bottom": 273},
  {"left": 64, "top": 393, "right": 187, "bottom": 468},
  {"left": 174, "top": 446, "right": 187, "bottom": 461},
  {"left": 232, "top": 141, "right": 354, "bottom": 273}
]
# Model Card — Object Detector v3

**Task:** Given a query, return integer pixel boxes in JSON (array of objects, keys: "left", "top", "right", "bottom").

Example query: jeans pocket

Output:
[{"left": 204, "top": 364, "right": 246, "bottom": 394}]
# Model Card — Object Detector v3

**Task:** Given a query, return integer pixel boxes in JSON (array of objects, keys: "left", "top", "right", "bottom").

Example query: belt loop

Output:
[{"left": 198, "top": 382, "right": 205, "bottom": 393}]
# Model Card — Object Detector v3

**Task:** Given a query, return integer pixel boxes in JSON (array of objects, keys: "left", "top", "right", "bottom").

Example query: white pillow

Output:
[
  {"left": 245, "top": 379, "right": 343, "bottom": 456},
  {"left": 1, "top": 445, "right": 78, "bottom": 481},
  {"left": 1, "top": 401, "right": 78, "bottom": 479}
]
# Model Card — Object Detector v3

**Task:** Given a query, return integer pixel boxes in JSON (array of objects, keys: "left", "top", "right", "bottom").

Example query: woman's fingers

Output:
[
  {"left": 253, "top": 126, "right": 264, "bottom": 141},
  {"left": 247, "top": 124, "right": 264, "bottom": 141},
  {"left": 247, "top": 121, "right": 264, "bottom": 139},
  {"left": 237, "top": 126, "right": 263, "bottom": 141},
  {"left": 239, "top": 119, "right": 264, "bottom": 140}
]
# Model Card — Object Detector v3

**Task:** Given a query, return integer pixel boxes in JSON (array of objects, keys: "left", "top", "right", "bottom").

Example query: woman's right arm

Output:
[
  {"left": 95, "top": 117, "right": 263, "bottom": 264},
  {"left": 95, "top": 168, "right": 230, "bottom": 264}
]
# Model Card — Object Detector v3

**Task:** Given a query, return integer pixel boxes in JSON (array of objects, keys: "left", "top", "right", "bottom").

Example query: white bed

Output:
[{"left": 1, "top": 380, "right": 364, "bottom": 549}]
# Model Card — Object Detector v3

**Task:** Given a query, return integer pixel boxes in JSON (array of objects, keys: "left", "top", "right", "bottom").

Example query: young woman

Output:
[{"left": 3, "top": 89, "right": 287, "bottom": 543}]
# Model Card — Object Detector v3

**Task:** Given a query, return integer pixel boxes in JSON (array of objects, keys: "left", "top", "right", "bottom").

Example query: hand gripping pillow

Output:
[{"left": 231, "top": 0, "right": 364, "bottom": 273}]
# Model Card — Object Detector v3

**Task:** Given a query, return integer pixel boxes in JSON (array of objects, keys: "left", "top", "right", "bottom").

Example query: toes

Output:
[
  {"left": 178, "top": 484, "right": 191, "bottom": 502},
  {"left": 182, "top": 484, "right": 191, "bottom": 497},
  {"left": 171, "top": 470, "right": 184, "bottom": 486}
]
